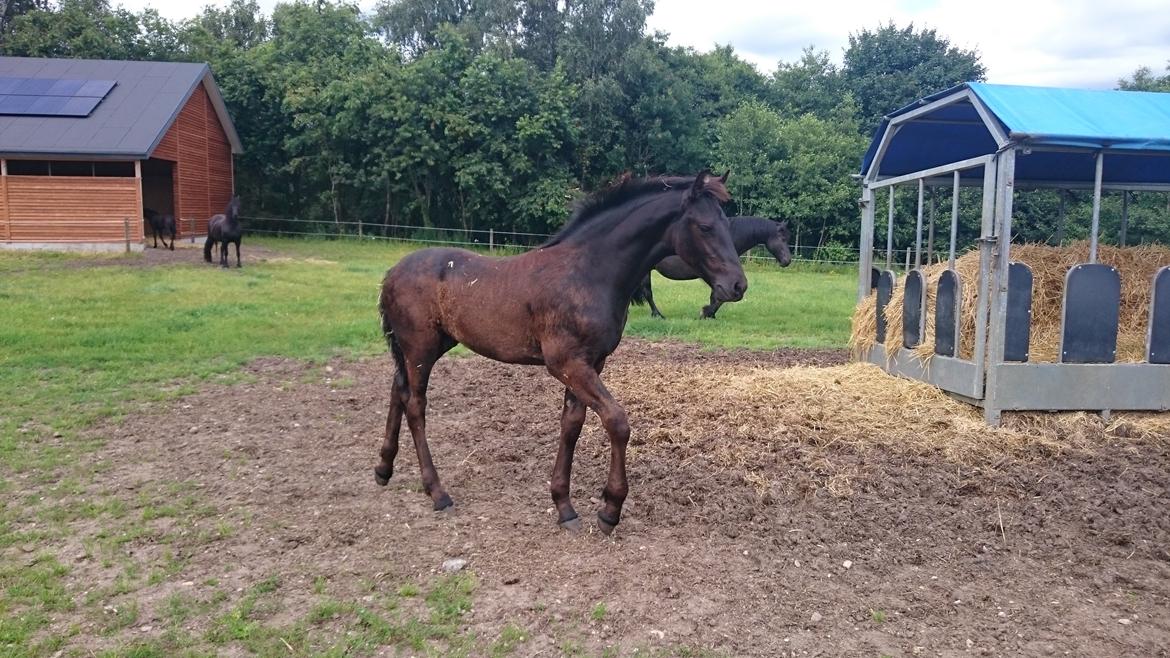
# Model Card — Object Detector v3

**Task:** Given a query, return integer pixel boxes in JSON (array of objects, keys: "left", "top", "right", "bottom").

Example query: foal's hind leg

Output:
[
  {"left": 399, "top": 337, "right": 457, "bottom": 510},
  {"left": 234, "top": 240, "right": 241, "bottom": 267},
  {"left": 375, "top": 369, "right": 408, "bottom": 485}
]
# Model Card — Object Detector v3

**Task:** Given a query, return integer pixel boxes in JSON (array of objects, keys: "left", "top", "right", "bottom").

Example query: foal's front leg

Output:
[
  {"left": 547, "top": 357, "right": 628, "bottom": 535},
  {"left": 551, "top": 388, "right": 587, "bottom": 531}
]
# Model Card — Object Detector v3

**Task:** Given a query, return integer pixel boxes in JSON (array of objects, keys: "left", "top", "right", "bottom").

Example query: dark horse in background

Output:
[
  {"left": 376, "top": 171, "right": 746, "bottom": 535},
  {"left": 632, "top": 216, "right": 792, "bottom": 319},
  {"left": 143, "top": 208, "right": 176, "bottom": 250},
  {"left": 204, "top": 196, "right": 243, "bottom": 268}
]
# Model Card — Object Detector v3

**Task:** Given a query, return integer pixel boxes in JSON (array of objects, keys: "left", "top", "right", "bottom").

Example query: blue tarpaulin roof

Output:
[{"left": 861, "top": 83, "right": 1170, "bottom": 185}]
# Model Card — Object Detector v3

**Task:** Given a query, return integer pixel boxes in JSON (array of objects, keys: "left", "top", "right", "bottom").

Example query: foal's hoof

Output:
[
  {"left": 596, "top": 512, "right": 619, "bottom": 536},
  {"left": 558, "top": 513, "right": 583, "bottom": 533},
  {"left": 373, "top": 466, "right": 392, "bottom": 486},
  {"left": 433, "top": 493, "right": 454, "bottom": 511}
]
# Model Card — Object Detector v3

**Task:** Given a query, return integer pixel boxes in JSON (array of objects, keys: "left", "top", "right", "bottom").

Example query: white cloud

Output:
[{"left": 646, "top": 0, "right": 1170, "bottom": 88}]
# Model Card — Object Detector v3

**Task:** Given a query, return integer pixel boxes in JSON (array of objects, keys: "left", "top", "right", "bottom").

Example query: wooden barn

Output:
[{"left": 0, "top": 56, "right": 242, "bottom": 250}]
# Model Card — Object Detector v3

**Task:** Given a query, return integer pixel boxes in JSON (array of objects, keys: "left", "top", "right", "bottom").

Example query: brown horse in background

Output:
[{"left": 375, "top": 171, "right": 746, "bottom": 534}]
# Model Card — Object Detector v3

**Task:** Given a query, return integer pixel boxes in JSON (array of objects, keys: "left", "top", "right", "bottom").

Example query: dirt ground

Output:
[{"left": 64, "top": 337, "right": 1170, "bottom": 657}]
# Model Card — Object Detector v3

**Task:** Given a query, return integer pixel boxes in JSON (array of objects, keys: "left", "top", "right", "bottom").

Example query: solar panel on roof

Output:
[{"left": 0, "top": 76, "right": 116, "bottom": 117}]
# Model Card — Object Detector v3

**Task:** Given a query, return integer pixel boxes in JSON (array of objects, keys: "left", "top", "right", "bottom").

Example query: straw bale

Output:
[{"left": 850, "top": 242, "right": 1170, "bottom": 364}]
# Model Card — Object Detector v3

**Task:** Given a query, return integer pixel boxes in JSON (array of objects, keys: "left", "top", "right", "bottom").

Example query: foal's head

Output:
[
  {"left": 671, "top": 171, "right": 747, "bottom": 303},
  {"left": 766, "top": 220, "right": 793, "bottom": 267}
]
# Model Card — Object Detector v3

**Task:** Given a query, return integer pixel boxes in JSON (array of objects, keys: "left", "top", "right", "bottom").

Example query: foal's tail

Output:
[{"left": 378, "top": 277, "right": 408, "bottom": 376}]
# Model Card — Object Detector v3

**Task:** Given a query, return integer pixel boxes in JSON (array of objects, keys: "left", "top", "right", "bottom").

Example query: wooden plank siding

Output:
[
  {"left": 1, "top": 161, "right": 8, "bottom": 241},
  {"left": 155, "top": 84, "right": 234, "bottom": 237},
  {"left": 6, "top": 177, "right": 140, "bottom": 242}
]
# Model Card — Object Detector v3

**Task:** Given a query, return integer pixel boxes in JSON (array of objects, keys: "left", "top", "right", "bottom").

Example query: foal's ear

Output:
[
  {"left": 719, "top": 170, "right": 730, "bottom": 183},
  {"left": 689, "top": 169, "right": 712, "bottom": 200}
]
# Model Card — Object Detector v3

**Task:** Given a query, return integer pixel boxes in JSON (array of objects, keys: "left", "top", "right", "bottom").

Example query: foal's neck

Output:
[{"left": 560, "top": 190, "right": 688, "bottom": 297}]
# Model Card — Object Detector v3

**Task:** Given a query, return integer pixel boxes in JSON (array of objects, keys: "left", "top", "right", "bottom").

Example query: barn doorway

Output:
[{"left": 141, "top": 158, "right": 176, "bottom": 239}]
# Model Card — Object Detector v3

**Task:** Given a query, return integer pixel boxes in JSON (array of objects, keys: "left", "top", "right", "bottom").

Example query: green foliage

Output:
[
  {"left": 842, "top": 21, "right": 987, "bottom": 133},
  {"left": 1119, "top": 62, "right": 1170, "bottom": 92},
  {"left": 714, "top": 100, "right": 866, "bottom": 245}
]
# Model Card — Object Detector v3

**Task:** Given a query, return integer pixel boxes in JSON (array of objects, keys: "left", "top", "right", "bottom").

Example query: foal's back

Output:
[{"left": 381, "top": 246, "right": 597, "bottom": 365}]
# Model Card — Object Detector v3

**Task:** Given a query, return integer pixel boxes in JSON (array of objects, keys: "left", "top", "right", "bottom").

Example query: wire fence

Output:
[{"left": 240, "top": 215, "right": 875, "bottom": 267}]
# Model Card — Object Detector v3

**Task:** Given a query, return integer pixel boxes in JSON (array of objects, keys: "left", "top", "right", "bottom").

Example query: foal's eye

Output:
[{"left": 698, "top": 224, "right": 713, "bottom": 233}]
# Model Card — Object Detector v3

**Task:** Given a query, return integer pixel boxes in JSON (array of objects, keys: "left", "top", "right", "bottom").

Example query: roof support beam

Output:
[{"left": 868, "top": 154, "right": 994, "bottom": 190}]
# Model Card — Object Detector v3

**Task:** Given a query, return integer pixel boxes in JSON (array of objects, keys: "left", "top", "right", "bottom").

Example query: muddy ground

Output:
[{"left": 61, "top": 338, "right": 1170, "bottom": 657}]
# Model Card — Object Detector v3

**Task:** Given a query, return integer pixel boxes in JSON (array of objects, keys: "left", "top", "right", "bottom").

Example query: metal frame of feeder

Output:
[{"left": 855, "top": 83, "right": 1170, "bottom": 425}]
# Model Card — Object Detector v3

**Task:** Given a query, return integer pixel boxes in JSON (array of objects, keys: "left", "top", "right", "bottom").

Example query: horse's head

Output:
[
  {"left": 227, "top": 196, "right": 241, "bottom": 219},
  {"left": 766, "top": 219, "right": 793, "bottom": 267},
  {"left": 671, "top": 170, "right": 747, "bottom": 303}
]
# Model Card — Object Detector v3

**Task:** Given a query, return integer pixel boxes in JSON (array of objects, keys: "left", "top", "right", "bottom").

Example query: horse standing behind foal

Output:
[
  {"left": 633, "top": 216, "right": 792, "bottom": 319},
  {"left": 204, "top": 196, "right": 243, "bottom": 268},
  {"left": 375, "top": 172, "right": 747, "bottom": 534}
]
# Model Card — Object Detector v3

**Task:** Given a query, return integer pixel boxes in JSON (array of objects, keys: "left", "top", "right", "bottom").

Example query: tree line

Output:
[{"left": 1, "top": 0, "right": 1167, "bottom": 252}]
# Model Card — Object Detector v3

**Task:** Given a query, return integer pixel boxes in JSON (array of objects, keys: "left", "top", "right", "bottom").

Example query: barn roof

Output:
[
  {"left": 861, "top": 82, "right": 1170, "bottom": 186},
  {"left": 0, "top": 56, "right": 243, "bottom": 160}
]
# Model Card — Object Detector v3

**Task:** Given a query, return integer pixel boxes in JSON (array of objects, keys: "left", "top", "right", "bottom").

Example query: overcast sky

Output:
[{"left": 125, "top": 0, "right": 1168, "bottom": 89}]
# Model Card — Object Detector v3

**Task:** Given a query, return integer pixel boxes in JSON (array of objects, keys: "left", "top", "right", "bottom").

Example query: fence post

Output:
[
  {"left": 189, "top": 217, "right": 196, "bottom": 244},
  {"left": 124, "top": 217, "right": 131, "bottom": 253},
  {"left": 489, "top": 228, "right": 494, "bottom": 253},
  {"left": 358, "top": 218, "right": 363, "bottom": 239}
]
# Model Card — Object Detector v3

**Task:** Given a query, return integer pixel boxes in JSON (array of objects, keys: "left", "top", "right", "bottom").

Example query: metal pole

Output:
[
  {"left": 858, "top": 186, "right": 876, "bottom": 303},
  {"left": 1056, "top": 190, "right": 1066, "bottom": 245},
  {"left": 1090, "top": 151, "right": 1104, "bottom": 263},
  {"left": 904, "top": 247, "right": 911, "bottom": 272},
  {"left": 927, "top": 185, "right": 936, "bottom": 265},
  {"left": 886, "top": 186, "right": 895, "bottom": 269},
  {"left": 948, "top": 170, "right": 960, "bottom": 268},
  {"left": 915, "top": 179, "right": 924, "bottom": 268},
  {"left": 983, "top": 148, "right": 1017, "bottom": 426},
  {"left": 971, "top": 158, "right": 998, "bottom": 401},
  {"left": 1120, "top": 190, "right": 1129, "bottom": 247}
]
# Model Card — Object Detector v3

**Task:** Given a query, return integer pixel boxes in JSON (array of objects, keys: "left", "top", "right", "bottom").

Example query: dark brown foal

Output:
[{"left": 375, "top": 171, "right": 747, "bottom": 534}]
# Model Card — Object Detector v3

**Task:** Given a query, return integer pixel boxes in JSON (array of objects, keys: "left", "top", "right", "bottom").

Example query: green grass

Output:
[
  {"left": 625, "top": 261, "right": 855, "bottom": 349},
  {"left": 0, "top": 237, "right": 855, "bottom": 656}
]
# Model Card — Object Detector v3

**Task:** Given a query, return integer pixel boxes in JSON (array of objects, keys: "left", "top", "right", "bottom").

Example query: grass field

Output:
[{"left": 0, "top": 237, "right": 855, "bottom": 656}]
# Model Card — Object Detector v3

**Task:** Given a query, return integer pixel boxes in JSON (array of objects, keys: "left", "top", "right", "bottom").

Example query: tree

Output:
[
  {"left": 373, "top": 0, "right": 520, "bottom": 58},
  {"left": 0, "top": 0, "right": 179, "bottom": 60},
  {"left": 1119, "top": 62, "right": 1170, "bottom": 92},
  {"left": 769, "top": 47, "right": 845, "bottom": 120},
  {"left": 714, "top": 99, "right": 866, "bottom": 246},
  {"left": 842, "top": 22, "right": 986, "bottom": 133}
]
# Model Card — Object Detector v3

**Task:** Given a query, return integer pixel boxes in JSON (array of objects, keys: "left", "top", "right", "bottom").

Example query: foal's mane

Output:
[{"left": 542, "top": 173, "right": 730, "bottom": 248}]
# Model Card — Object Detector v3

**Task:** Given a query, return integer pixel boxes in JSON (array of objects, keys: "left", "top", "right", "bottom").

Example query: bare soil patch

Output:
[{"left": 69, "top": 340, "right": 1170, "bottom": 656}]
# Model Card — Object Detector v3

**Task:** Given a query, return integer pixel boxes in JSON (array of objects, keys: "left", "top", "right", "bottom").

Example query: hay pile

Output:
[
  {"left": 850, "top": 242, "right": 1170, "bottom": 363},
  {"left": 604, "top": 358, "right": 1170, "bottom": 496}
]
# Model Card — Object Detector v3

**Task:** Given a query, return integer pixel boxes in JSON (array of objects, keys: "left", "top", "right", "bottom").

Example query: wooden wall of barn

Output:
[
  {"left": 0, "top": 176, "right": 140, "bottom": 243},
  {"left": 152, "top": 83, "right": 234, "bottom": 236}
]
